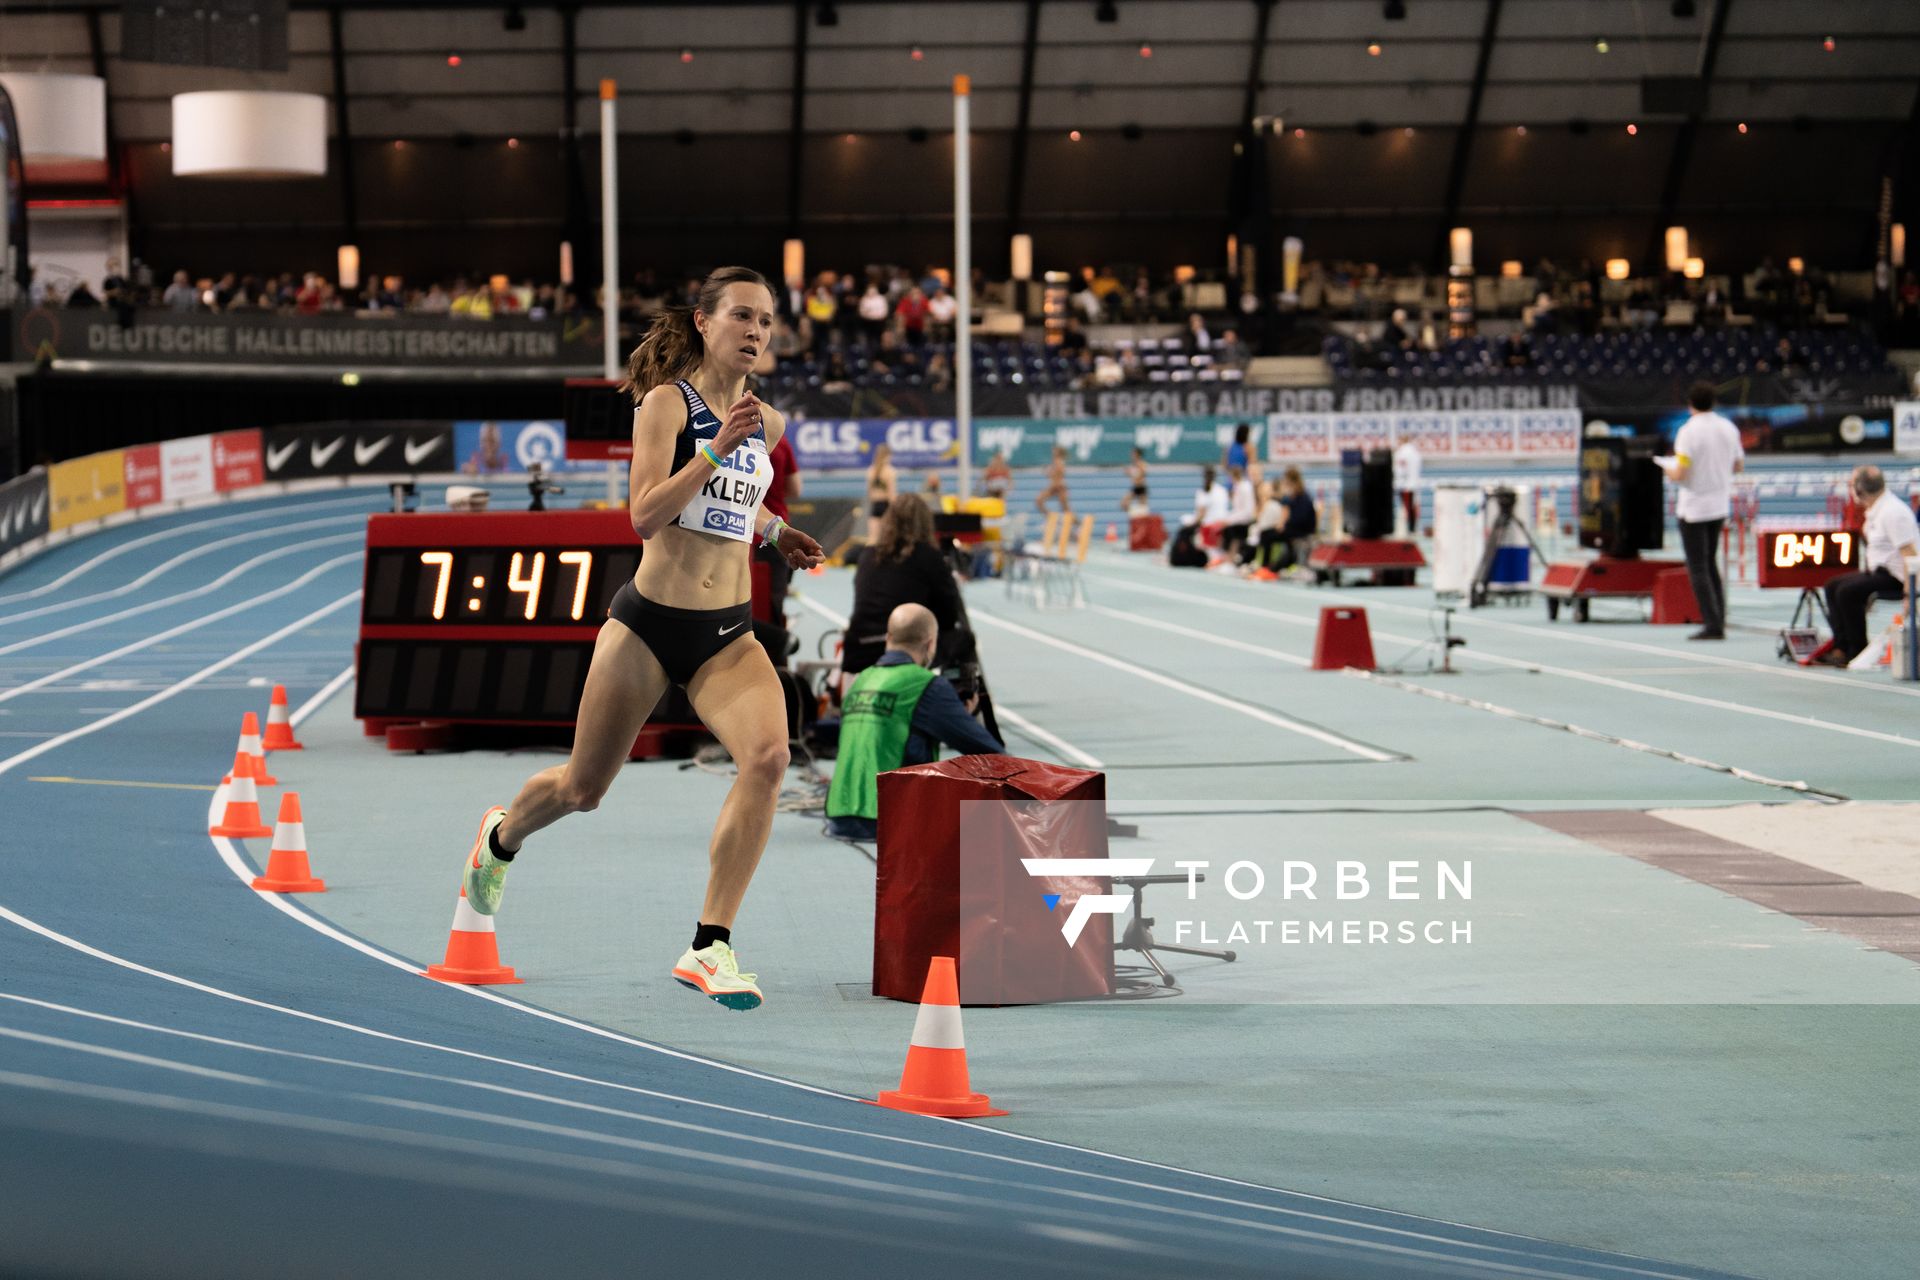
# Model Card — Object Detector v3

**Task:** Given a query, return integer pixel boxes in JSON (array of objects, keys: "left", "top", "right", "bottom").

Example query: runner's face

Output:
[{"left": 700, "top": 284, "right": 775, "bottom": 376}]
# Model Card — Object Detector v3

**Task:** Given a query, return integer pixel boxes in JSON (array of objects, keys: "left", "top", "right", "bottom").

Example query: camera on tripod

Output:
[{"left": 527, "top": 461, "right": 566, "bottom": 512}]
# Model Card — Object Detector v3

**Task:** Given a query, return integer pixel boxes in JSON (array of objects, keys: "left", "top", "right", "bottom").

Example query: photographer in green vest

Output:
[{"left": 826, "top": 602, "right": 1004, "bottom": 840}]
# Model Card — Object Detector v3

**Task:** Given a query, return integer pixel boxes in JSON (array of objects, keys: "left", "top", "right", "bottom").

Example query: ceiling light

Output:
[
  {"left": 1069, "top": 129, "right": 1082, "bottom": 141},
  {"left": 1626, "top": 122, "right": 1638, "bottom": 135},
  {"left": 1821, "top": 35, "right": 1835, "bottom": 52},
  {"left": 1384, "top": 0, "right": 1407, "bottom": 18},
  {"left": 1594, "top": 37, "right": 1610, "bottom": 53},
  {"left": 1293, "top": 127, "right": 1305, "bottom": 138},
  {"left": 503, "top": 5, "right": 526, "bottom": 32},
  {"left": 1515, "top": 125, "right": 1527, "bottom": 136},
  {"left": 1095, "top": 1, "right": 1119, "bottom": 24},
  {"left": 506, "top": 137, "right": 519, "bottom": 148},
  {"left": 910, "top": 45, "right": 924, "bottom": 60},
  {"left": 1367, "top": 41, "right": 1382, "bottom": 56},
  {"left": 1737, "top": 121, "right": 1748, "bottom": 134},
  {"left": 679, "top": 48, "right": 694, "bottom": 63},
  {"left": 446, "top": 53, "right": 461, "bottom": 67},
  {"left": 1138, "top": 43, "right": 1152, "bottom": 58},
  {"left": 816, "top": 2, "right": 838, "bottom": 27}
]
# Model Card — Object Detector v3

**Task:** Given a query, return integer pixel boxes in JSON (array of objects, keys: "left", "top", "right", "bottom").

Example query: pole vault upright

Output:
[
  {"left": 600, "top": 79, "right": 620, "bottom": 381},
  {"left": 953, "top": 74, "right": 973, "bottom": 503}
]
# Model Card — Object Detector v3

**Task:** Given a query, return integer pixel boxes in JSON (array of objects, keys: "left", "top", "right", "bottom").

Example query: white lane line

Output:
[
  {"left": 1088, "top": 574, "right": 1920, "bottom": 752},
  {"left": 290, "top": 664, "right": 356, "bottom": 727},
  {"left": 0, "top": 513, "right": 367, "bottom": 630},
  {"left": 0, "top": 533, "right": 362, "bottom": 659},
  {"left": 1090, "top": 562, "right": 1920, "bottom": 703},
  {"left": 0, "top": 494, "right": 374, "bottom": 607},
  {"left": 0, "top": 994, "right": 1630, "bottom": 1280},
  {"left": 789, "top": 593, "right": 1104, "bottom": 767},
  {"left": 0, "top": 584, "right": 360, "bottom": 779},
  {"left": 0, "top": 1025, "right": 275, "bottom": 1086},
  {"left": 994, "top": 706, "right": 1105, "bottom": 768},
  {"left": 0, "top": 1072, "right": 985, "bottom": 1246},
  {"left": 968, "top": 608, "right": 1397, "bottom": 763},
  {"left": 1088, "top": 603, "right": 1311, "bottom": 668},
  {"left": 0, "top": 551, "right": 361, "bottom": 707}
]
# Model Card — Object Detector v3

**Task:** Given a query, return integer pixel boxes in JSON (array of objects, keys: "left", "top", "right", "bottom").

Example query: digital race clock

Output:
[
  {"left": 355, "top": 510, "right": 643, "bottom": 724},
  {"left": 1756, "top": 528, "right": 1860, "bottom": 590}
]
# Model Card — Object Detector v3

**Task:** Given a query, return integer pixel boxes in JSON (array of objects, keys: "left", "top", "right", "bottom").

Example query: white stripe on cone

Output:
[
  {"left": 241, "top": 731, "right": 264, "bottom": 756},
  {"left": 908, "top": 999, "right": 966, "bottom": 1051},
  {"left": 450, "top": 893, "right": 496, "bottom": 934},
  {"left": 272, "top": 819, "right": 305, "bottom": 850},
  {"left": 227, "top": 770, "right": 259, "bottom": 805}
]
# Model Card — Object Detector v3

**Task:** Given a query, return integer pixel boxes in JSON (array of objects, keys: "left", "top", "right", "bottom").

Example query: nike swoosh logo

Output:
[
  {"left": 310, "top": 438, "right": 346, "bottom": 468},
  {"left": 353, "top": 436, "right": 392, "bottom": 466},
  {"left": 404, "top": 436, "right": 444, "bottom": 466},
  {"left": 28, "top": 493, "right": 46, "bottom": 525},
  {"left": 718, "top": 621, "right": 745, "bottom": 636},
  {"left": 0, "top": 505, "right": 14, "bottom": 540},
  {"left": 265, "top": 440, "right": 299, "bottom": 472},
  {"left": 698, "top": 958, "right": 718, "bottom": 975}
]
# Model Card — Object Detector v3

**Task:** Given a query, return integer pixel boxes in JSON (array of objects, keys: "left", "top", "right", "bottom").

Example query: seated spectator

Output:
[
  {"left": 1215, "top": 328, "right": 1248, "bottom": 365},
  {"left": 1185, "top": 311, "right": 1213, "bottom": 354},
  {"left": 843, "top": 493, "right": 967, "bottom": 677},
  {"left": 1218, "top": 464, "right": 1257, "bottom": 561},
  {"left": 896, "top": 285, "right": 929, "bottom": 347},
  {"left": 65, "top": 280, "right": 100, "bottom": 308},
  {"left": 1760, "top": 334, "right": 1807, "bottom": 374},
  {"left": 1498, "top": 332, "right": 1532, "bottom": 368},
  {"left": 1383, "top": 307, "right": 1415, "bottom": 349},
  {"left": 163, "top": 270, "right": 198, "bottom": 312},
  {"left": 926, "top": 284, "right": 958, "bottom": 342},
  {"left": 824, "top": 602, "right": 1004, "bottom": 841},
  {"left": 1819, "top": 465, "right": 1920, "bottom": 666}
]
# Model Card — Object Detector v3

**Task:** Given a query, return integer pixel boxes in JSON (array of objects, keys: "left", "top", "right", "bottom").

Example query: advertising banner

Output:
[
  {"left": 453, "top": 420, "right": 602, "bottom": 475},
  {"left": 785, "top": 418, "right": 963, "bottom": 472},
  {"left": 48, "top": 449, "right": 126, "bottom": 530},
  {"left": 212, "top": 429, "right": 264, "bottom": 491},
  {"left": 13, "top": 308, "right": 603, "bottom": 370},
  {"left": 0, "top": 469, "right": 51, "bottom": 558},
  {"left": 1896, "top": 401, "right": 1920, "bottom": 456},
  {"left": 123, "top": 443, "right": 164, "bottom": 508},
  {"left": 162, "top": 435, "right": 216, "bottom": 501},
  {"left": 1265, "top": 408, "right": 1584, "bottom": 462},
  {"left": 262, "top": 422, "right": 453, "bottom": 481}
]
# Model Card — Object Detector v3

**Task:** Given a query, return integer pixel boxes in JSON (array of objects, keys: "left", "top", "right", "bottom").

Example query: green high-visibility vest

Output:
[{"left": 826, "top": 661, "right": 940, "bottom": 822}]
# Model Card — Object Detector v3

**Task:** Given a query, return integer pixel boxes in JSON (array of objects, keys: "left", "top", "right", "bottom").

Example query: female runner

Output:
[{"left": 458, "top": 265, "right": 824, "bottom": 1011}]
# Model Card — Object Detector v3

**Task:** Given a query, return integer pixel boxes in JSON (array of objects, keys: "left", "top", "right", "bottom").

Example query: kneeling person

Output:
[{"left": 826, "top": 603, "right": 1005, "bottom": 840}]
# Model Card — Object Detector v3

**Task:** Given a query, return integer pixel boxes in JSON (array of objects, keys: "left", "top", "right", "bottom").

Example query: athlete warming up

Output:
[{"left": 457, "top": 265, "right": 825, "bottom": 1011}]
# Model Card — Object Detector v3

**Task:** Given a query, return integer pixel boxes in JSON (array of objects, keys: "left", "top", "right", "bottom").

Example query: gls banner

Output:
[
  {"left": 785, "top": 418, "right": 960, "bottom": 471},
  {"left": 263, "top": 423, "right": 454, "bottom": 480},
  {"left": 1895, "top": 401, "right": 1920, "bottom": 456},
  {"left": 0, "top": 469, "right": 52, "bottom": 560}
]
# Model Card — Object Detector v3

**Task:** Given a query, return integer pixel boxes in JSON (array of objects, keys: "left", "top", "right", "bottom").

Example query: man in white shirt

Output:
[
  {"left": 1821, "top": 465, "right": 1920, "bottom": 664},
  {"left": 1658, "top": 383, "right": 1744, "bottom": 639},
  {"left": 1392, "top": 439, "right": 1423, "bottom": 535}
]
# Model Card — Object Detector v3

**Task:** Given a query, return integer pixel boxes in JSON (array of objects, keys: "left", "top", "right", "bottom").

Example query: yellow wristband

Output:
[{"left": 699, "top": 444, "right": 723, "bottom": 469}]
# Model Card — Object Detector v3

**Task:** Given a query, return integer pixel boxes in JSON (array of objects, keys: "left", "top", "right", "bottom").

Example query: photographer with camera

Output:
[{"left": 825, "top": 603, "right": 1004, "bottom": 840}]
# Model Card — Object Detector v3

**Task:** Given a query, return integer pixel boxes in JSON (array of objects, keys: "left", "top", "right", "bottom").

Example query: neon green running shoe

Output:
[
  {"left": 461, "top": 806, "right": 511, "bottom": 916},
  {"left": 671, "top": 940, "right": 763, "bottom": 1011}
]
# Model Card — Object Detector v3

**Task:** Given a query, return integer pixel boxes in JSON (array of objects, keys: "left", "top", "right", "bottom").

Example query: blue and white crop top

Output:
[{"left": 670, "top": 379, "right": 772, "bottom": 542}]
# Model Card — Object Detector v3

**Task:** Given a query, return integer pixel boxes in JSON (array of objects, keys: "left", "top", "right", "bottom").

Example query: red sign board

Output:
[
  {"left": 122, "top": 444, "right": 164, "bottom": 509},
  {"left": 212, "top": 429, "right": 264, "bottom": 491}
]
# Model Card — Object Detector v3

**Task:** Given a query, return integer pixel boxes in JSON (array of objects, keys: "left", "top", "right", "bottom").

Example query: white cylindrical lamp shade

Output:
[
  {"left": 337, "top": 244, "right": 360, "bottom": 289},
  {"left": 1010, "top": 234, "right": 1033, "bottom": 282},
  {"left": 1682, "top": 257, "right": 1704, "bottom": 280},
  {"left": 1605, "top": 258, "right": 1631, "bottom": 280},
  {"left": 1893, "top": 224, "right": 1906, "bottom": 268},
  {"left": 172, "top": 91, "right": 327, "bottom": 178},
  {"left": 1283, "top": 236, "right": 1302, "bottom": 294},
  {"left": 0, "top": 73, "right": 107, "bottom": 162},
  {"left": 1664, "top": 226, "right": 1689, "bottom": 272},
  {"left": 559, "top": 240, "right": 575, "bottom": 285},
  {"left": 782, "top": 238, "right": 805, "bottom": 286},
  {"left": 1449, "top": 227, "right": 1472, "bottom": 272}
]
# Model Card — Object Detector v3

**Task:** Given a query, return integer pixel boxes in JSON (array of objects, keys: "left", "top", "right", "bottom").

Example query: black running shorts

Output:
[{"left": 607, "top": 582, "right": 753, "bottom": 687}]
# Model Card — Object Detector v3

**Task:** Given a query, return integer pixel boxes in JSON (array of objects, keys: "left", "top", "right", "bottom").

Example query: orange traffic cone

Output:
[
  {"left": 251, "top": 792, "right": 325, "bottom": 893},
  {"left": 222, "top": 713, "right": 278, "bottom": 787},
  {"left": 872, "top": 956, "right": 1006, "bottom": 1118},
  {"left": 262, "top": 684, "right": 304, "bottom": 752},
  {"left": 424, "top": 886, "right": 522, "bottom": 985},
  {"left": 1105, "top": 522, "right": 1118, "bottom": 542},
  {"left": 210, "top": 752, "right": 273, "bottom": 839}
]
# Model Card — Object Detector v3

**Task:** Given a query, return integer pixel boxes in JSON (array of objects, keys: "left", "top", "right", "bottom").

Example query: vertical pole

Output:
[
  {"left": 954, "top": 74, "right": 973, "bottom": 503},
  {"left": 600, "top": 79, "right": 620, "bottom": 381}
]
